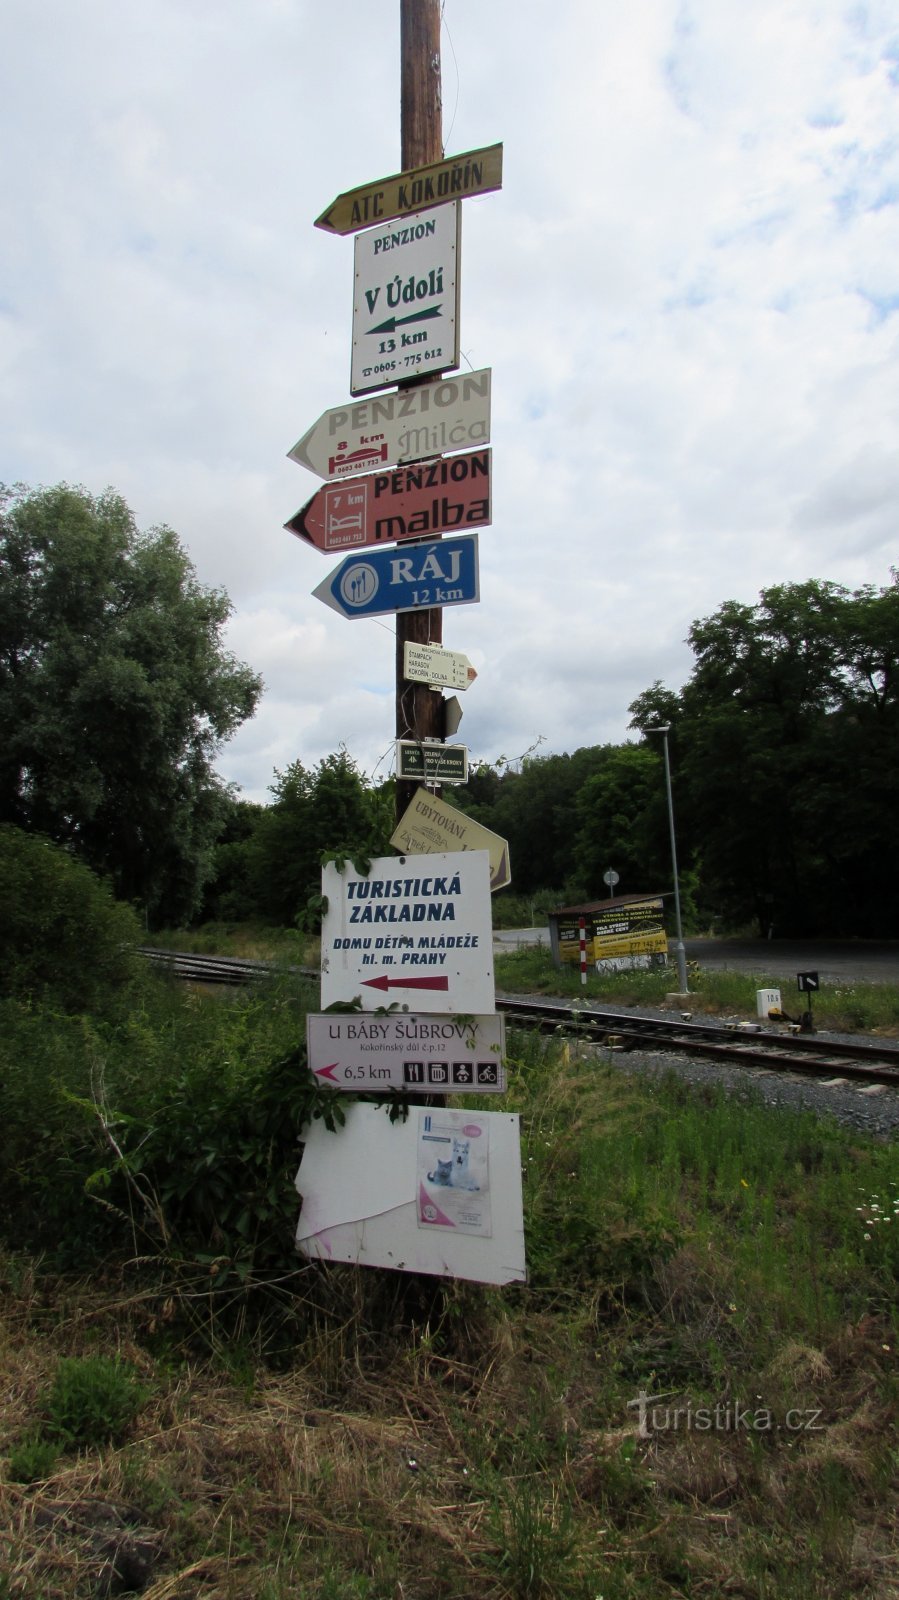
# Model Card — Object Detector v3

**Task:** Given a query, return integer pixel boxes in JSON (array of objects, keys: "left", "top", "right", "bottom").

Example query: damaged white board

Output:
[
  {"left": 320, "top": 849, "right": 494, "bottom": 1013},
  {"left": 295, "top": 1103, "right": 526, "bottom": 1285},
  {"left": 307, "top": 1011, "right": 506, "bottom": 1093}
]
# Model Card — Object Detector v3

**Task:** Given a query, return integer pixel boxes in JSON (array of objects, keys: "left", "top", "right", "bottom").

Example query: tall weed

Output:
[{"left": 0, "top": 974, "right": 333, "bottom": 1293}]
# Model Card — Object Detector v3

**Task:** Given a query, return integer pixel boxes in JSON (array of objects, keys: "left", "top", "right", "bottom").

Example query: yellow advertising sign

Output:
[
  {"left": 315, "top": 144, "right": 503, "bottom": 235},
  {"left": 391, "top": 787, "right": 511, "bottom": 893},
  {"left": 594, "top": 931, "right": 669, "bottom": 959},
  {"left": 557, "top": 898, "right": 668, "bottom": 970}
]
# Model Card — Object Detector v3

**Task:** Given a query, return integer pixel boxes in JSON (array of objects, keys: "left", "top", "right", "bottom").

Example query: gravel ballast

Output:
[{"left": 499, "top": 991, "right": 899, "bottom": 1140}]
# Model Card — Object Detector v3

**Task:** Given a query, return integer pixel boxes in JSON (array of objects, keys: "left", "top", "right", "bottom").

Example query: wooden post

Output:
[{"left": 395, "top": 0, "right": 444, "bottom": 826}]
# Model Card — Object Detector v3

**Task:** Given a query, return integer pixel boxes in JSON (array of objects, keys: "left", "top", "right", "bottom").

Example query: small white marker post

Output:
[{"left": 579, "top": 917, "right": 587, "bottom": 987}]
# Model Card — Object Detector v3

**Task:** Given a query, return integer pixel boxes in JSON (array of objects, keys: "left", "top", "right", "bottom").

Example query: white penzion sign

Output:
[
  {"left": 352, "top": 204, "right": 460, "bottom": 397},
  {"left": 288, "top": 369, "right": 491, "bottom": 480},
  {"left": 306, "top": 1012, "right": 506, "bottom": 1094},
  {"left": 320, "top": 849, "right": 495, "bottom": 1014}
]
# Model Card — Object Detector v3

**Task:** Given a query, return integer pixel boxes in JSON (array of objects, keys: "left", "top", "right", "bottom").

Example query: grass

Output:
[
  {"left": 152, "top": 920, "right": 899, "bottom": 1034},
  {"left": 1, "top": 1002, "right": 897, "bottom": 1598},
  {"left": 147, "top": 920, "right": 319, "bottom": 967},
  {"left": 493, "top": 942, "right": 899, "bottom": 1034}
]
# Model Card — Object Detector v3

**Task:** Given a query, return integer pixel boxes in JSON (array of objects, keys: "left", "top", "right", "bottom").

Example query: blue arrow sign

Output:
[{"left": 312, "top": 535, "right": 480, "bottom": 620}]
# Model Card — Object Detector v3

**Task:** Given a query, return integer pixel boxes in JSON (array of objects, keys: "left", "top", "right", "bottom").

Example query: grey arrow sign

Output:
[{"left": 287, "top": 369, "right": 491, "bottom": 481}]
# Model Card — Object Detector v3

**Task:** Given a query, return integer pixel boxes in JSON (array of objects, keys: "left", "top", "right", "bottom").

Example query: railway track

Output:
[
  {"left": 139, "top": 948, "right": 899, "bottom": 1091},
  {"left": 139, "top": 947, "right": 305, "bottom": 987},
  {"left": 495, "top": 997, "right": 899, "bottom": 1090}
]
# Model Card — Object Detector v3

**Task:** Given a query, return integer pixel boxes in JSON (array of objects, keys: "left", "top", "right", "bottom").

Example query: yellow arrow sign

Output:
[
  {"left": 391, "top": 787, "right": 511, "bottom": 893},
  {"left": 315, "top": 143, "right": 503, "bottom": 235}
]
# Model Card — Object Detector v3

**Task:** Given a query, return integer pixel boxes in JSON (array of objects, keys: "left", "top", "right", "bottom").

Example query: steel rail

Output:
[
  {"left": 138, "top": 949, "right": 899, "bottom": 1089},
  {"left": 138, "top": 947, "right": 314, "bottom": 986},
  {"left": 494, "top": 997, "right": 899, "bottom": 1088}
]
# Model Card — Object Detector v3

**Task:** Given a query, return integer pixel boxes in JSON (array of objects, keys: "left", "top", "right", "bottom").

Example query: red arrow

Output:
[
  {"left": 363, "top": 974, "right": 450, "bottom": 992},
  {"left": 313, "top": 1063, "right": 340, "bottom": 1082}
]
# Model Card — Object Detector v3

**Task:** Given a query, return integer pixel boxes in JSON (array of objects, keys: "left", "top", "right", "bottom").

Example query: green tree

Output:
[
  {"left": 249, "top": 752, "right": 393, "bottom": 926},
  {"left": 572, "top": 743, "right": 670, "bottom": 900},
  {"left": 631, "top": 576, "right": 899, "bottom": 935},
  {"left": 199, "top": 796, "right": 267, "bottom": 922},
  {"left": 0, "top": 483, "right": 262, "bottom": 925},
  {"left": 459, "top": 746, "right": 610, "bottom": 895}
]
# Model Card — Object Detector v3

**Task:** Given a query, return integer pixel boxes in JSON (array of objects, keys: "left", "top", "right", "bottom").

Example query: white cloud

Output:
[{"left": 2, "top": 0, "right": 898, "bottom": 806}]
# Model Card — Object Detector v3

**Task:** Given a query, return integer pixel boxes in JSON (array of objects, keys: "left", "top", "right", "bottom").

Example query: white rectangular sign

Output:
[
  {"left": 352, "top": 204, "right": 460, "bottom": 396},
  {"left": 294, "top": 1103, "right": 526, "bottom": 1285},
  {"left": 306, "top": 1012, "right": 506, "bottom": 1094},
  {"left": 404, "top": 641, "right": 477, "bottom": 691},
  {"left": 320, "top": 850, "right": 495, "bottom": 1013},
  {"left": 287, "top": 369, "right": 491, "bottom": 480}
]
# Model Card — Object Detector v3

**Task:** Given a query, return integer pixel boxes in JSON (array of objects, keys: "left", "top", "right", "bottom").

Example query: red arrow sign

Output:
[
  {"left": 285, "top": 449, "right": 491, "bottom": 553},
  {"left": 362, "top": 975, "right": 450, "bottom": 993},
  {"left": 313, "top": 1063, "right": 340, "bottom": 1082}
]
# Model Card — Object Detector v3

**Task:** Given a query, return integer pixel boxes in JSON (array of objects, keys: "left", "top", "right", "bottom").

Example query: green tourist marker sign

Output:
[{"left": 396, "top": 741, "right": 468, "bottom": 786}]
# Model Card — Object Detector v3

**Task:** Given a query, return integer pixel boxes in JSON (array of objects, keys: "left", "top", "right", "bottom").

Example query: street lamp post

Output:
[{"left": 647, "top": 725, "right": 689, "bottom": 994}]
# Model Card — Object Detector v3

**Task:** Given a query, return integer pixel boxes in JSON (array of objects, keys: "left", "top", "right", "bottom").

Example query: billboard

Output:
[{"left": 555, "top": 897, "right": 669, "bottom": 974}]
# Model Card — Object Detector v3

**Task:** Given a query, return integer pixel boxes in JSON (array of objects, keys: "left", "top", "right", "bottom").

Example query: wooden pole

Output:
[{"left": 395, "top": 0, "right": 444, "bottom": 825}]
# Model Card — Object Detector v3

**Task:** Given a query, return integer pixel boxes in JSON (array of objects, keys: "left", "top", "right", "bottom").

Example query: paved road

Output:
[
  {"left": 681, "top": 938, "right": 899, "bottom": 986},
  {"left": 493, "top": 929, "right": 899, "bottom": 986}
]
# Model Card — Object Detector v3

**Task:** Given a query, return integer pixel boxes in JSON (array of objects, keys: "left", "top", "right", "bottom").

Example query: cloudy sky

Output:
[{"left": 3, "top": 0, "right": 897, "bottom": 802}]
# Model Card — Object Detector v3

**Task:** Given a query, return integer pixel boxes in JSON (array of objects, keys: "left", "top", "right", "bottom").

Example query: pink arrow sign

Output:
[
  {"left": 362, "top": 974, "right": 450, "bottom": 993},
  {"left": 313, "top": 1063, "right": 341, "bottom": 1082}
]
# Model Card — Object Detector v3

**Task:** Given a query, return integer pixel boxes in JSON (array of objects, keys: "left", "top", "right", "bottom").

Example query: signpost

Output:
[
  {"left": 404, "top": 641, "right": 477, "bottom": 691},
  {"left": 287, "top": 369, "right": 491, "bottom": 480},
  {"left": 315, "top": 142, "right": 503, "bottom": 235},
  {"left": 306, "top": 1012, "right": 506, "bottom": 1094},
  {"left": 285, "top": 449, "right": 491, "bottom": 554},
  {"left": 352, "top": 204, "right": 460, "bottom": 395},
  {"left": 286, "top": 7, "right": 523, "bottom": 1289},
  {"left": 312, "top": 535, "right": 479, "bottom": 621},
  {"left": 320, "top": 850, "right": 495, "bottom": 1013},
  {"left": 797, "top": 970, "right": 819, "bottom": 1033},
  {"left": 396, "top": 740, "right": 468, "bottom": 785},
  {"left": 391, "top": 786, "right": 511, "bottom": 892}
]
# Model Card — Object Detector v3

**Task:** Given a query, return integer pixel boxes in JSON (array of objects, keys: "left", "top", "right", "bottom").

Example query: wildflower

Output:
[
  {"left": 864, "top": 1233, "right": 872, "bottom": 1241},
  {"left": 740, "top": 1179, "right": 749, "bottom": 1189}
]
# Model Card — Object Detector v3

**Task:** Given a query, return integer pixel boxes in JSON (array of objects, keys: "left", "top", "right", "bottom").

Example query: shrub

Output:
[
  {"left": 7, "top": 1431, "right": 58, "bottom": 1483},
  {"left": 45, "top": 1355, "right": 147, "bottom": 1448},
  {"left": 0, "top": 825, "right": 142, "bottom": 1014}
]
